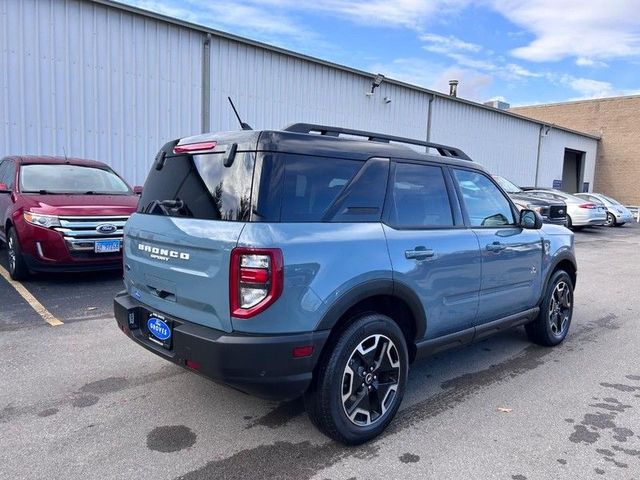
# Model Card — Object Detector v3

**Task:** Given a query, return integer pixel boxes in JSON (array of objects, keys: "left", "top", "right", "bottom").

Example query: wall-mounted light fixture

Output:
[
  {"left": 366, "top": 73, "right": 385, "bottom": 96},
  {"left": 384, "top": 96, "right": 392, "bottom": 104}
]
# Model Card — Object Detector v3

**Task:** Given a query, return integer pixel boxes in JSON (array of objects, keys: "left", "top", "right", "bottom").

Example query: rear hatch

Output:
[{"left": 124, "top": 134, "right": 257, "bottom": 333}]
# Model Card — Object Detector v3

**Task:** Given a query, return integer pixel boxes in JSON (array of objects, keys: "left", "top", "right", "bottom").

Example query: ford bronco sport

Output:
[{"left": 114, "top": 123, "right": 577, "bottom": 444}]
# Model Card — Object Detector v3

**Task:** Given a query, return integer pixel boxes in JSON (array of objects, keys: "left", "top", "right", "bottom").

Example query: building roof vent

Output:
[
  {"left": 449, "top": 80, "right": 459, "bottom": 97},
  {"left": 484, "top": 99, "right": 511, "bottom": 110}
]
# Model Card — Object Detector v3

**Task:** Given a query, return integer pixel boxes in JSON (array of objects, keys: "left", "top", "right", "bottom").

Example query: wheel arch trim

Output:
[
  {"left": 314, "top": 279, "right": 427, "bottom": 342},
  {"left": 539, "top": 252, "right": 577, "bottom": 305}
]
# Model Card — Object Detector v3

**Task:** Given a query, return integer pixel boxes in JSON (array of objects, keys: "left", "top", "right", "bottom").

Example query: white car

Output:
[
  {"left": 525, "top": 189, "right": 607, "bottom": 229},
  {"left": 574, "top": 193, "right": 635, "bottom": 227}
]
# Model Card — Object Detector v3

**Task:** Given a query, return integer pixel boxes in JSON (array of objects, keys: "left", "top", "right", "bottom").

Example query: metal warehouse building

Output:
[{"left": 1, "top": 0, "right": 599, "bottom": 190}]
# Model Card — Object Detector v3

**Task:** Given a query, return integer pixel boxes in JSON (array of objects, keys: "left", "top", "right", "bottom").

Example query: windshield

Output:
[
  {"left": 600, "top": 194, "right": 621, "bottom": 205},
  {"left": 20, "top": 164, "right": 130, "bottom": 194},
  {"left": 493, "top": 175, "right": 522, "bottom": 194}
]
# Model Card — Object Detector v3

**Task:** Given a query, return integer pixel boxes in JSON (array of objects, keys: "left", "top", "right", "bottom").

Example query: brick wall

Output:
[{"left": 511, "top": 96, "right": 640, "bottom": 206}]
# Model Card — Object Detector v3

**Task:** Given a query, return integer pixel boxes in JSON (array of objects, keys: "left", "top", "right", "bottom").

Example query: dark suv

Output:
[
  {"left": 492, "top": 175, "right": 567, "bottom": 225},
  {"left": 115, "top": 124, "right": 577, "bottom": 444}
]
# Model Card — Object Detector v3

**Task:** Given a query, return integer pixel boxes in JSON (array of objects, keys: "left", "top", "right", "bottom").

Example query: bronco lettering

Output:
[{"left": 138, "top": 243, "right": 190, "bottom": 261}]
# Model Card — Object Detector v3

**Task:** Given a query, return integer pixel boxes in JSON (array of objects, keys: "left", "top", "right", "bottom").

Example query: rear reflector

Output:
[
  {"left": 173, "top": 141, "right": 217, "bottom": 154},
  {"left": 292, "top": 345, "right": 314, "bottom": 358},
  {"left": 239, "top": 267, "right": 270, "bottom": 284},
  {"left": 185, "top": 359, "right": 201, "bottom": 371}
]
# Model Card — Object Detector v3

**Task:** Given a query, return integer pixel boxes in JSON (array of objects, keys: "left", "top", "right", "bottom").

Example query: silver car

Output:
[
  {"left": 525, "top": 189, "right": 607, "bottom": 229},
  {"left": 574, "top": 193, "right": 635, "bottom": 227}
]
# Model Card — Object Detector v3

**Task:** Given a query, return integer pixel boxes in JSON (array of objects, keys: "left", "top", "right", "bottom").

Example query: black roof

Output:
[{"left": 176, "top": 123, "right": 486, "bottom": 172}]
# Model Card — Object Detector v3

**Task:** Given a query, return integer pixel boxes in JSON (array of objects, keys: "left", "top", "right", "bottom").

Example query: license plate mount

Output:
[{"left": 146, "top": 312, "right": 173, "bottom": 350}]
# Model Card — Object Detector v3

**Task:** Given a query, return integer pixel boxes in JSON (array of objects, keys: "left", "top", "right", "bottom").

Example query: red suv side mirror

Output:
[
  {"left": 0, "top": 183, "right": 10, "bottom": 193},
  {"left": 133, "top": 186, "right": 143, "bottom": 195}
]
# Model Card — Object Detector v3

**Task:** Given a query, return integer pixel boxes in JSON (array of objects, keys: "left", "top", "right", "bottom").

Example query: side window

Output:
[
  {"left": 387, "top": 163, "right": 453, "bottom": 228},
  {"left": 0, "top": 161, "right": 6, "bottom": 186},
  {"left": 5, "top": 160, "right": 16, "bottom": 188},
  {"left": 280, "top": 155, "right": 362, "bottom": 222},
  {"left": 453, "top": 169, "right": 515, "bottom": 227}
]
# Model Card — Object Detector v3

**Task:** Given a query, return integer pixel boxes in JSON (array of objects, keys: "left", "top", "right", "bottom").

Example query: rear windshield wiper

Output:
[{"left": 143, "top": 199, "right": 193, "bottom": 217}]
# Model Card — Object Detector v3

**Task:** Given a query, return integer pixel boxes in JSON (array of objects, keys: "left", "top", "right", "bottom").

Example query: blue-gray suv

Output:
[{"left": 114, "top": 123, "right": 577, "bottom": 444}]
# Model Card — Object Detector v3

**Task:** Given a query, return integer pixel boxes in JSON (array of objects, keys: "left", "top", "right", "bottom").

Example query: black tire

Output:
[
  {"left": 615, "top": 222, "right": 625, "bottom": 227},
  {"left": 304, "top": 313, "right": 409, "bottom": 445},
  {"left": 7, "top": 227, "right": 29, "bottom": 280},
  {"left": 605, "top": 212, "right": 616, "bottom": 227},
  {"left": 526, "top": 270, "right": 574, "bottom": 346},
  {"left": 565, "top": 215, "right": 572, "bottom": 229}
]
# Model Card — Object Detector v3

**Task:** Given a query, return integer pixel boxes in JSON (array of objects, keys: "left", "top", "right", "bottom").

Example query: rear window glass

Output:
[
  {"left": 280, "top": 155, "right": 362, "bottom": 222},
  {"left": 138, "top": 152, "right": 253, "bottom": 221}
]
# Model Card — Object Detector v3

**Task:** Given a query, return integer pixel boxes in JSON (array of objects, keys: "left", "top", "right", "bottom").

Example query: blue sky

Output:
[{"left": 123, "top": 0, "right": 640, "bottom": 105}]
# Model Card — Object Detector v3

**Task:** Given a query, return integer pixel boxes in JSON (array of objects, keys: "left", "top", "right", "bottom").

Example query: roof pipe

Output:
[
  {"left": 534, "top": 124, "right": 550, "bottom": 187},
  {"left": 201, "top": 33, "right": 212, "bottom": 133},
  {"left": 426, "top": 93, "right": 435, "bottom": 143}
]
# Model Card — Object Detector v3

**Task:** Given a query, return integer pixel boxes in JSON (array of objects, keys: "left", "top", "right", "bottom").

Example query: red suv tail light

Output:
[
  {"left": 230, "top": 247, "right": 283, "bottom": 319},
  {"left": 578, "top": 203, "right": 597, "bottom": 209}
]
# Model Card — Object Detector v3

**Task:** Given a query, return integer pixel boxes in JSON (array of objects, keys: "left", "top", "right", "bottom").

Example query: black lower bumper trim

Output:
[
  {"left": 114, "top": 291, "right": 329, "bottom": 400},
  {"left": 24, "top": 254, "right": 122, "bottom": 273}
]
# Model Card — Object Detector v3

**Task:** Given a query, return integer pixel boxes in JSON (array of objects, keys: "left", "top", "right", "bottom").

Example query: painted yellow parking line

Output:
[{"left": 0, "top": 266, "right": 63, "bottom": 326}]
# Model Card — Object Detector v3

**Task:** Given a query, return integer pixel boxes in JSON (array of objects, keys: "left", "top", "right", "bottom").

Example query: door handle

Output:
[
  {"left": 405, "top": 247, "right": 435, "bottom": 260},
  {"left": 486, "top": 242, "right": 506, "bottom": 252}
]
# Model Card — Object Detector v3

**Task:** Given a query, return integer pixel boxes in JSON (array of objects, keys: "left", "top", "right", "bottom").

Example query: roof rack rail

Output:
[{"left": 283, "top": 123, "right": 471, "bottom": 161}]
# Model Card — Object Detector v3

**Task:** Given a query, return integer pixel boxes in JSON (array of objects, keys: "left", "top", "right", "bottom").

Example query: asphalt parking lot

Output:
[{"left": 1, "top": 224, "right": 639, "bottom": 480}]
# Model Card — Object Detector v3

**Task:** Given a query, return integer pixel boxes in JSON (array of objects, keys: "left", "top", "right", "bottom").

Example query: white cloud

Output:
[
  {"left": 130, "top": 0, "right": 323, "bottom": 48},
  {"left": 421, "top": 33, "right": 482, "bottom": 54},
  {"left": 259, "top": 0, "right": 470, "bottom": 30},
  {"left": 490, "top": 0, "right": 640, "bottom": 62},
  {"left": 565, "top": 77, "right": 616, "bottom": 98},
  {"left": 575, "top": 57, "right": 609, "bottom": 68},
  {"left": 548, "top": 74, "right": 640, "bottom": 100},
  {"left": 504, "top": 63, "right": 541, "bottom": 78},
  {"left": 370, "top": 58, "right": 493, "bottom": 100}
]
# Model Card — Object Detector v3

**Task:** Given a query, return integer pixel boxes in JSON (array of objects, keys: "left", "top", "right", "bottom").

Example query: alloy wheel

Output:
[
  {"left": 606, "top": 213, "right": 614, "bottom": 227},
  {"left": 341, "top": 334, "right": 401, "bottom": 426},
  {"left": 549, "top": 281, "right": 572, "bottom": 337}
]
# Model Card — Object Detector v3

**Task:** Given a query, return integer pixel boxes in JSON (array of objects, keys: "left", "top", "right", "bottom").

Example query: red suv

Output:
[{"left": 0, "top": 156, "right": 140, "bottom": 280}]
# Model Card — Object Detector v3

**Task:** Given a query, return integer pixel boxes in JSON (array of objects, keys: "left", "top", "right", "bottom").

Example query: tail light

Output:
[
  {"left": 230, "top": 248, "right": 283, "bottom": 319},
  {"left": 578, "top": 203, "right": 597, "bottom": 209}
]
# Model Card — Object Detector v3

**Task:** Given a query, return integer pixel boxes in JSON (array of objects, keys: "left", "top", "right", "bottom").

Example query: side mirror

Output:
[
  {"left": 0, "top": 183, "right": 10, "bottom": 193},
  {"left": 133, "top": 186, "right": 143, "bottom": 195},
  {"left": 520, "top": 209, "right": 543, "bottom": 229}
]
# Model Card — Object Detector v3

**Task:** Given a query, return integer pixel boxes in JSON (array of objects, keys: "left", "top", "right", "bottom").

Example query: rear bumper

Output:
[
  {"left": 114, "top": 291, "right": 329, "bottom": 400},
  {"left": 570, "top": 212, "right": 607, "bottom": 226}
]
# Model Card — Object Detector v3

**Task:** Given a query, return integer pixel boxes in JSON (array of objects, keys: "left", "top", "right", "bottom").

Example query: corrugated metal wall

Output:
[
  {"left": 430, "top": 97, "right": 543, "bottom": 186},
  {"left": 208, "top": 37, "right": 429, "bottom": 139},
  {"left": 1, "top": 0, "right": 598, "bottom": 189},
  {"left": 1, "top": 0, "right": 202, "bottom": 184}
]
